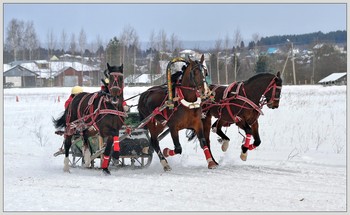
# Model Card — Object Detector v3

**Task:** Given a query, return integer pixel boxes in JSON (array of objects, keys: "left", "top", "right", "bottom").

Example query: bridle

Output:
[
  {"left": 108, "top": 72, "right": 124, "bottom": 96},
  {"left": 260, "top": 76, "right": 282, "bottom": 107}
]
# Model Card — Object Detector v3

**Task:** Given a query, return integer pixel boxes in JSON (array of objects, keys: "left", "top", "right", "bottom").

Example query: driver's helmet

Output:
[{"left": 71, "top": 86, "right": 83, "bottom": 95}]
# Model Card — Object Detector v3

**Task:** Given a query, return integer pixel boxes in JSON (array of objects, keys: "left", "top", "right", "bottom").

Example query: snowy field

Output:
[{"left": 3, "top": 85, "right": 347, "bottom": 212}]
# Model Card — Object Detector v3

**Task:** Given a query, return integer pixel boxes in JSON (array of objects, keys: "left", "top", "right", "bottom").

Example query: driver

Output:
[{"left": 65, "top": 85, "right": 83, "bottom": 109}]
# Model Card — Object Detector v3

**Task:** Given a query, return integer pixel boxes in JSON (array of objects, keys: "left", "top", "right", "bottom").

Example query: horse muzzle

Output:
[
  {"left": 110, "top": 97, "right": 119, "bottom": 105},
  {"left": 199, "top": 84, "right": 214, "bottom": 100},
  {"left": 109, "top": 87, "right": 122, "bottom": 97},
  {"left": 267, "top": 100, "right": 279, "bottom": 109}
]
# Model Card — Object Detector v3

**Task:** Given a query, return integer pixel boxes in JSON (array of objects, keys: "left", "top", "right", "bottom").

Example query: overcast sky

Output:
[{"left": 3, "top": 3, "right": 347, "bottom": 45}]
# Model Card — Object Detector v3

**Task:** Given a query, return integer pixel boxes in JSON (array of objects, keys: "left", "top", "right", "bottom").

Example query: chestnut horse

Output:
[
  {"left": 53, "top": 63, "right": 126, "bottom": 175},
  {"left": 200, "top": 72, "right": 282, "bottom": 161},
  {"left": 138, "top": 55, "right": 217, "bottom": 171}
]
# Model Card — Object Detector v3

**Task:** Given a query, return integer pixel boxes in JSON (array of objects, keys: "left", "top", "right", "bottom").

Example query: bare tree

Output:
[
  {"left": 78, "top": 28, "right": 87, "bottom": 59},
  {"left": 170, "top": 33, "right": 182, "bottom": 56},
  {"left": 69, "top": 33, "right": 76, "bottom": 56},
  {"left": 215, "top": 37, "right": 222, "bottom": 84},
  {"left": 46, "top": 29, "right": 57, "bottom": 58},
  {"left": 120, "top": 25, "right": 137, "bottom": 65},
  {"left": 132, "top": 34, "right": 139, "bottom": 78},
  {"left": 23, "top": 21, "right": 39, "bottom": 60},
  {"left": 148, "top": 29, "right": 157, "bottom": 85},
  {"left": 252, "top": 32, "right": 260, "bottom": 58},
  {"left": 120, "top": 25, "right": 139, "bottom": 79},
  {"left": 159, "top": 29, "right": 168, "bottom": 53},
  {"left": 6, "top": 18, "right": 24, "bottom": 61},
  {"left": 170, "top": 33, "right": 178, "bottom": 53},
  {"left": 224, "top": 33, "right": 230, "bottom": 84},
  {"left": 233, "top": 27, "right": 243, "bottom": 81},
  {"left": 60, "top": 29, "right": 67, "bottom": 53}
]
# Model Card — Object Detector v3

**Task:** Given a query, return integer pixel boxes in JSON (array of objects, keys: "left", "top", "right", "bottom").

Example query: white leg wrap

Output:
[
  {"left": 240, "top": 152, "right": 248, "bottom": 161},
  {"left": 63, "top": 157, "right": 70, "bottom": 172},
  {"left": 206, "top": 158, "right": 213, "bottom": 163},
  {"left": 83, "top": 146, "right": 91, "bottom": 168},
  {"left": 221, "top": 140, "right": 230, "bottom": 152}
]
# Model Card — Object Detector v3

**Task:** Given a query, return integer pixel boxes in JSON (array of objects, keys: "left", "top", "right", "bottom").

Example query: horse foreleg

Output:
[
  {"left": 215, "top": 120, "right": 231, "bottom": 152},
  {"left": 196, "top": 123, "right": 218, "bottom": 169},
  {"left": 101, "top": 136, "right": 113, "bottom": 175},
  {"left": 239, "top": 122, "right": 253, "bottom": 161},
  {"left": 163, "top": 128, "right": 182, "bottom": 157},
  {"left": 82, "top": 130, "right": 91, "bottom": 168},
  {"left": 151, "top": 135, "right": 172, "bottom": 171},
  {"left": 250, "top": 121, "right": 261, "bottom": 150},
  {"left": 63, "top": 135, "right": 72, "bottom": 173},
  {"left": 202, "top": 115, "right": 219, "bottom": 166}
]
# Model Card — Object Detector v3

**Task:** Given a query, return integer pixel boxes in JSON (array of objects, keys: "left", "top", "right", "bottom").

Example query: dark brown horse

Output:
[
  {"left": 53, "top": 63, "right": 126, "bottom": 175},
  {"left": 138, "top": 55, "right": 217, "bottom": 171},
  {"left": 200, "top": 72, "right": 282, "bottom": 161}
]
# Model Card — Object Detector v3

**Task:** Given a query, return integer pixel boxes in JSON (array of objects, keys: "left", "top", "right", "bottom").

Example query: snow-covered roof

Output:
[
  {"left": 3, "top": 64, "right": 13, "bottom": 72},
  {"left": 318, "top": 72, "right": 347, "bottom": 83},
  {"left": 4, "top": 60, "right": 100, "bottom": 79}
]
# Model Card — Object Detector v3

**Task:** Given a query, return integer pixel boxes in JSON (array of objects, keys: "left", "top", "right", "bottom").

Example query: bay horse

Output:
[
  {"left": 200, "top": 72, "right": 282, "bottom": 161},
  {"left": 53, "top": 63, "right": 126, "bottom": 175},
  {"left": 138, "top": 55, "right": 217, "bottom": 171}
]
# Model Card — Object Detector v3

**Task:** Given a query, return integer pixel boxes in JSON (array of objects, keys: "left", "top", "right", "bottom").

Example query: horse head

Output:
[
  {"left": 185, "top": 54, "right": 211, "bottom": 99},
  {"left": 106, "top": 63, "right": 124, "bottom": 104},
  {"left": 265, "top": 71, "right": 283, "bottom": 109}
]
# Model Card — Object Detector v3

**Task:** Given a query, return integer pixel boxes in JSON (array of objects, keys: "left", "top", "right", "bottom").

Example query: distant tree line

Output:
[{"left": 259, "top": 30, "right": 346, "bottom": 46}]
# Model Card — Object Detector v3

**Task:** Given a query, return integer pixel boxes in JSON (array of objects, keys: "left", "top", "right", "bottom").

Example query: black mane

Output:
[{"left": 244, "top": 73, "right": 275, "bottom": 85}]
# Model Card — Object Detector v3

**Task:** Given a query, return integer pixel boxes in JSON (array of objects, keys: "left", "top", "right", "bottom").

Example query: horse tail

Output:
[
  {"left": 53, "top": 109, "right": 67, "bottom": 129},
  {"left": 186, "top": 129, "right": 197, "bottom": 141},
  {"left": 137, "top": 92, "right": 148, "bottom": 129}
]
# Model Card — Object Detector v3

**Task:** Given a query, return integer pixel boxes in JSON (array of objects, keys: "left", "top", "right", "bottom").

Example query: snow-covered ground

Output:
[{"left": 3, "top": 85, "right": 346, "bottom": 212}]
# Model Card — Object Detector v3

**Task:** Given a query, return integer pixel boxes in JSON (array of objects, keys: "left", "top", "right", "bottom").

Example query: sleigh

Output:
[{"left": 54, "top": 112, "right": 155, "bottom": 169}]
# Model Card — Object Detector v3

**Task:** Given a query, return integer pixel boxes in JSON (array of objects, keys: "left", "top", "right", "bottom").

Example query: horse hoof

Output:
[
  {"left": 102, "top": 168, "right": 111, "bottom": 175},
  {"left": 63, "top": 168, "right": 70, "bottom": 173},
  {"left": 208, "top": 161, "right": 218, "bottom": 169},
  {"left": 161, "top": 159, "right": 171, "bottom": 171},
  {"left": 240, "top": 152, "right": 248, "bottom": 161},
  {"left": 163, "top": 165, "right": 172, "bottom": 172},
  {"left": 221, "top": 140, "right": 229, "bottom": 152}
]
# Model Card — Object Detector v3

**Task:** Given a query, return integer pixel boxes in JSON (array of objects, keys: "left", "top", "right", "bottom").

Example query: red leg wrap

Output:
[
  {"left": 113, "top": 136, "right": 120, "bottom": 152},
  {"left": 203, "top": 146, "right": 213, "bottom": 162},
  {"left": 101, "top": 155, "right": 110, "bottom": 169},
  {"left": 163, "top": 148, "right": 175, "bottom": 157},
  {"left": 248, "top": 144, "right": 256, "bottom": 150},
  {"left": 244, "top": 134, "right": 252, "bottom": 148}
]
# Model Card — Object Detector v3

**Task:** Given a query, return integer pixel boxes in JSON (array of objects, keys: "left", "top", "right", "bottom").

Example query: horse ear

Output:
[
  {"left": 107, "top": 63, "right": 111, "bottom": 69},
  {"left": 188, "top": 56, "right": 194, "bottom": 64},
  {"left": 121, "top": 64, "right": 123, "bottom": 70},
  {"left": 276, "top": 71, "right": 281, "bottom": 78},
  {"left": 200, "top": 54, "right": 204, "bottom": 63}
]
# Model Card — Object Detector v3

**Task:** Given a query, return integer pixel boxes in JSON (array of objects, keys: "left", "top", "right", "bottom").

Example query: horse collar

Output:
[{"left": 175, "top": 87, "right": 201, "bottom": 109}]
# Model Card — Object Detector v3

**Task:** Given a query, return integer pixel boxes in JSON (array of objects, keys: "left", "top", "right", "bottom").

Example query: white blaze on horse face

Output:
[
  {"left": 202, "top": 60, "right": 211, "bottom": 97},
  {"left": 203, "top": 80, "right": 210, "bottom": 97}
]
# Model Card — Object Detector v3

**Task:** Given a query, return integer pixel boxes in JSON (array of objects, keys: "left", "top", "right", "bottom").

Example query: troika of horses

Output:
[{"left": 53, "top": 55, "right": 282, "bottom": 175}]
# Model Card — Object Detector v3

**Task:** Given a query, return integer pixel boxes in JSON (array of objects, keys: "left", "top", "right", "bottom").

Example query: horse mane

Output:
[{"left": 243, "top": 73, "right": 275, "bottom": 85}]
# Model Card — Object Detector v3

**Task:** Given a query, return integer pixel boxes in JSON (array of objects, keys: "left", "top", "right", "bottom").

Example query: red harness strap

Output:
[{"left": 65, "top": 94, "right": 127, "bottom": 136}]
